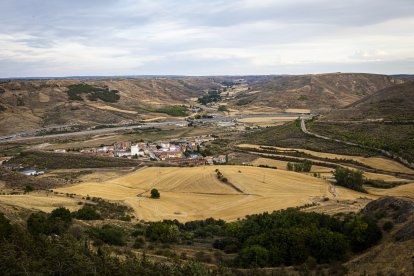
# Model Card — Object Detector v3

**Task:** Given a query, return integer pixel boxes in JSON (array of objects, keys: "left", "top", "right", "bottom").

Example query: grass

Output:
[
  {"left": 136, "top": 105, "right": 189, "bottom": 117},
  {"left": 308, "top": 122, "right": 414, "bottom": 163},
  {"left": 243, "top": 122, "right": 377, "bottom": 156},
  {"left": 8, "top": 151, "right": 139, "bottom": 170}
]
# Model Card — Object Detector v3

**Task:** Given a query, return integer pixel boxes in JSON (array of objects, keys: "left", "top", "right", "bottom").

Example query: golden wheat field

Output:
[
  {"left": 366, "top": 183, "right": 414, "bottom": 200},
  {"left": 0, "top": 193, "right": 81, "bottom": 213},
  {"left": 55, "top": 165, "right": 371, "bottom": 221}
]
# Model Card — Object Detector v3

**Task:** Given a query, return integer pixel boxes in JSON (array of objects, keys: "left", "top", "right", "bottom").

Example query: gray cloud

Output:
[{"left": 0, "top": 0, "right": 413, "bottom": 77}]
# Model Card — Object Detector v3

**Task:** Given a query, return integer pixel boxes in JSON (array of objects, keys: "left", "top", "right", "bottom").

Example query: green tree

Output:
[
  {"left": 75, "top": 206, "right": 101, "bottom": 220},
  {"left": 150, "top": 188, "right": 160, "bottom": 199},
  {"left": 27, "top": 211, "right": 49, "bottom": 235},
  {"left": 0, "top": 213, "right": 12, "bottom": 239},
  {"left": 48, "top": 207, "right": 73, "bottom": 234},
  {"left": 334, "top": 167, "right": 365, "bottom": 192}
]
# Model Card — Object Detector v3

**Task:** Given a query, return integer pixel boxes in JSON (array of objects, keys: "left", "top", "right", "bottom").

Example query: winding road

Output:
[{"left": 300, "top": 119, "right": 414, "bottom": 170}]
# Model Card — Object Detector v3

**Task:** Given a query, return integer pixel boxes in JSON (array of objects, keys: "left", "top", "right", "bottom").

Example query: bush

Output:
[
  {"left": 146, "top": 222, "right": 180, "bottom": 243},
  {"left": 151, "top": 188, "right": 160, "bottom": 199},
  {"left": 27, "top": 207, "right": 73, "bottom": 236},
  {"left": 75, "top": 206, "right": 101, "bottom": 220},
  {"left": 90, "top": 224, "right": 125, "bottom": 246},
  {"left": 382, "top": 221, "right": 394, "bottom": 232}
]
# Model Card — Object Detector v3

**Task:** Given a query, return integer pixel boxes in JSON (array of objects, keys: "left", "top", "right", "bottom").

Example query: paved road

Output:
[
  {"left": 300, "top": 119, "right": 414, "bottom": 170},
  {"left": 0, "top": 113, "right": 312, "bottom": 143}
]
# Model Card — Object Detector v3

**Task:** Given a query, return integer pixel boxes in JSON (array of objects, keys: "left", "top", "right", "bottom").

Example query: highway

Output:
[{"left": 0, "top": 113, "right": 313, "bottom": 143}]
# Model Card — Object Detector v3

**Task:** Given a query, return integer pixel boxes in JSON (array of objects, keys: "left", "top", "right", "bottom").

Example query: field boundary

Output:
[{"left": 301, "top": 119, "right": 414, "bottom": 170}]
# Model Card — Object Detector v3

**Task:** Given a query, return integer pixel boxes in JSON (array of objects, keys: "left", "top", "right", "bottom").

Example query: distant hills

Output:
[
  {"left": 324, "top": 81, "right": 414, "bottom": 121},
  {"left": 0, "top": 73, "right": 411, "bottom": 135},
  {"left": 227, "top": 73, "right": 403, "bottom": 113}
]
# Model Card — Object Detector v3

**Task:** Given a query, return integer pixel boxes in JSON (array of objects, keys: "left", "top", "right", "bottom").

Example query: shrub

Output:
[
  {"left": 151, "top": 188, "right": 160, "bottom": 199},
  {"left": 382, "top": 221, "right": 394, "bottom": 232},
  {"left": 75, "top": 206, "right": 101, "bottom": 220},
  {"left": 90, "top": 224, "right": 125, "bottom": 246}
]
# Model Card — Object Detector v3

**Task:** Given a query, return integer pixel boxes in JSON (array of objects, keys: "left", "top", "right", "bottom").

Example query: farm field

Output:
[
  {"left": 366, "top": 183, "right": 414, "bottom": 200},
  {"left": 54, "top": 165, "right": 372, "bottom": 221},
  {"left": 0, "top": 193, "right": 80, "bottom": 213},
  {"left": 238, "top": 144, "right": 414, "bottom": 174}
]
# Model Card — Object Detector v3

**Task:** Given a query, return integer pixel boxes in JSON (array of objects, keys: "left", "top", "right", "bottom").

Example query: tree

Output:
[
  {"left": 27, "top": 211, "right": 49, "bottom": 235},
  {"left": 287, "top": 162, "right": 293, "bottom": 171},
  {"left": 48, "top": 207, "right": 73, "bottom": 234},
  {"left": 151, "top": 188, "right": 160, "bottom": 199},
  {"left": 0, "top": 213, "right": 12, "bottom": 239},
  {"left": 334, "top": 167, "right": 365, "bottom": 192},
  {"left": 75, "top": 206, "right": 101, "bottom": 220}
]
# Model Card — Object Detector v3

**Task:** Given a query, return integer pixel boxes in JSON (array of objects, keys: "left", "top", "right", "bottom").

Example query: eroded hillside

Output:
[{"left": 0, "top": 78, "right": 220, "bottom": 135}]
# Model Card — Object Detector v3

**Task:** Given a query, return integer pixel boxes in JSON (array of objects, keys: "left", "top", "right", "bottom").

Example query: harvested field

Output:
[
  {"left": 0, "top": 193, "right": 81, "bottom": 212},
  {"left": 285, "top": 108, "right": 311, "bottom": 114},
  {"left": 250, "top": 157, "right": 331, "bottom": 172},
  {"left": 366, "top": 183, "right": 414, "bottom": 200},
  {"left": 238, "top": 144, "right": 414, "bottom": 174},
  {"left": 88, "top": 103, "right": 138, "bottom": 114},
  {"left": 237, "top": 116, "right": 298, "bottom": 124},
  {"left": 55, "top": 165, "right": 371, "bottom": 221}
]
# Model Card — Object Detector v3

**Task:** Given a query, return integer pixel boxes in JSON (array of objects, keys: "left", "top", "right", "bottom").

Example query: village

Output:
[{"left": 54, "top": 135, "right": 227, "bottom": 166}]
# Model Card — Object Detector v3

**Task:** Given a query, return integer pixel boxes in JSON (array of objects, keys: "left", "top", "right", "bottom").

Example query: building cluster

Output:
[{"left": 67, "top": 136, "right": 227, "bottom": 166}]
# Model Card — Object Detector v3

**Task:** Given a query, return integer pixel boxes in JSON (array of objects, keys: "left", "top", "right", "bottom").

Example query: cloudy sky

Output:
[{"left": 1, "top": 0, "right": 414, "bottom": 77}]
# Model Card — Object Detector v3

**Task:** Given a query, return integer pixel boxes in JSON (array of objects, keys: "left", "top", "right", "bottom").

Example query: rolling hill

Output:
[
  {"left": 0, "top": 78, "right": 220, "bottom": 135},
  {"left": 323, "top": 81, "right": 414, "bottom": 121},
  {"left": 0, "top": 73, "right": 405, "bottom": 135}
]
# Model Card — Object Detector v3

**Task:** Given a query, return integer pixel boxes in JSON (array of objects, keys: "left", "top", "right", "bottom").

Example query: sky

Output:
[{"left": 1, "top": 0, "right": 414, "bottom": 77}]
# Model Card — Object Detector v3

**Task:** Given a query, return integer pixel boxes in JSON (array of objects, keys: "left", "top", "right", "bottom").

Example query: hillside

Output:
[
  {"left": 0, "top": 78, "right": 219, "bottom": 135},
  {"left": 346, "top": 196, "right": 414, "bottom": 275},
  {"left": 323, "top": 81, "right": 414, "bottom": 121},
  {"left": 229, "top": 73, "right": 403, "bottom": 113}
]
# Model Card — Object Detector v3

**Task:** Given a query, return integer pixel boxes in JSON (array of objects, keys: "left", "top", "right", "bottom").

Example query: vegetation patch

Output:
[
  {"left": 153, "top": 105, "right": 189, "bottom": 116},
  {"left": 8, "top": 151, "right": 139, "bottom": 170},
  {"left": 334, "top": 167, "right": 366, "bottom": 193},
  {"left": 308, "top": 121, "right": 414, "bottom": 163},
  {"left": 67, "top": 84, "right": 120, "bottom": 102},
  {"left": 198, "top": 90, "right": 221, "bottom": 105},
  {"left": 243, "top": 122, "right": 377, "bottom": 156}
]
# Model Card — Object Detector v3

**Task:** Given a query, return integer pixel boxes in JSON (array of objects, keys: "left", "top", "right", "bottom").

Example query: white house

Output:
[
  {"left": 22, "top": 170, "right": 44, "bottom": 176},
  {"left": 131, "top": 144, "right": 145, "bottom": 157}
]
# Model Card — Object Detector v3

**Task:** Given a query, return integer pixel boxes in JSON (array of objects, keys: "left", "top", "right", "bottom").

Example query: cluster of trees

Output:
[
  {"left": 0, "top": 203, "right": 384, "bottom": 273},
  {"left": 0, "top": 213, "right": 211, "bottom": 275},
  {"left": 287, "top": 160, "right": 312, "bottom": 172},
  {"left": 334, "top": 167, "right": 366, "bottom": 192},
  {"left": 218, "top": 209, "right": 382, "bottom": 268},
  {"left": 67, "top": 84, "right": 120, "bottom": 102},
  {"left": 197, "top": 90, "right": 221, "bottom": 105},
  {"left": 153, "top": 105, "right": 188, "bottom": 117}
]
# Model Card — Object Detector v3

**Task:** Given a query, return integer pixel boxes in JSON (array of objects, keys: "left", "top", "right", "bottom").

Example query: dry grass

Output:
[
  {"left": 0, "top": 192, "right": 81, "bottom": 213},
  {"left": 366, "top": 183, "right": 414, "bottom": 200},
  {"left": 237, "top": 116, "right": 298, "bottom": 124},
  {"left": 238, "top": 144, "right": 414, "bottom": 174},
  {"left": 250, "top": 157, "right": 331, "bottom": 173},
  {"left": 285, "top": 108, "right": 311, "bottom": 113},
  {"left": 55, "top": 165, "right": 370, "bottom": 222},
  {"left": 88, "top": 103, "right": 138, "bottom": 114}
]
